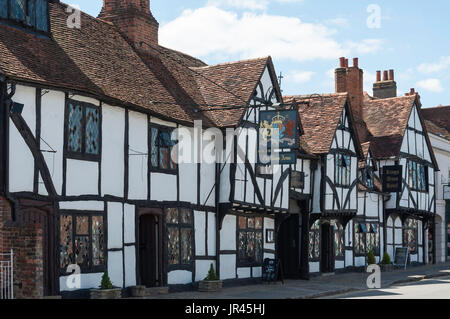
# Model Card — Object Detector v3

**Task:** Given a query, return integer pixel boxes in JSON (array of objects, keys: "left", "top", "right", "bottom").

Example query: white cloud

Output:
[
  {"left": 207, "top": 0, "right": 304, "bottom": 10},
  {"left": 416, "top": 78, "right": 444, "bottom": 93},
  {"left": 160, "top": 6, "right": 371, "bottom": 63},
  {"left": 288, "top": 71, "right": 315, "bottom": 84},
  {"left": 418, "top": 56, "right": 450, "bottom": 74}
]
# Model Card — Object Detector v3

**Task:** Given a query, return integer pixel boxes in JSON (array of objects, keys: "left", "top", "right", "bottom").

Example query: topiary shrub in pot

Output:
[
  {"left": 367, "top": 250, "right": 376, "bottom": 266},
  {"left": 381, "top": 252, "right": 393, "bottom": 272},
  {"left": 199, "top": 264, "right": 222, "bottom": 292},
  {"left": 90, "top": 270, "right": 122, "bottom": 299}
]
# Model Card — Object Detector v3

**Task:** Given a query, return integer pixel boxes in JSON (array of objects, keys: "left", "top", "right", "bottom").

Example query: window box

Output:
[
  {"left": 90, "top": 288, "right": 122, "bottom": 299},
  {"left": 198, "top": 280, "right": 223, "bottom": 292}
]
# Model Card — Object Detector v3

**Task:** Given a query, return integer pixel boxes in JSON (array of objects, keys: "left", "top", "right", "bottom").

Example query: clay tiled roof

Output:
[
  {"left": 191, "top": 57, "right": 276, "bottom": 127},
  {"left": 0, "top": 2, "right": 270, "bottom": 128},
  {"left": 284, "top": 93, "right": 349, "bottom": 154},
  {"left": 422, "top": 106, "right": 450, "bottom": 140}
]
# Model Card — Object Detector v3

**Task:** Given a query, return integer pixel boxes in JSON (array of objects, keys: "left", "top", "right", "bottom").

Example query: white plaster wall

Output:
[
  {"left": 128, "top": 110, "right": 148, "bottom": 200},
  {"left": 124, "top": 204, "right": 135, "bottom": 244},
  {"left": 108, "top": 202, "right": 123, "bottom": 249},
  {"left": 264, "top": 217, "right": 275, "bottom": 251},
  {"left": 220, "top": 255, "right": 236, "bottom": 280},
  {"left": 59, "top": 201, "right": 104, "bottom": 211},
  {"left": 335, "top": 260, "right": 345, "bottom": 270},
  {"left": 124, "top": 245, "right": 136, "bottom": 287},
  {"left": 200, "top": 163, "right": 216, "bottom": 207},
  {"left": 150, "top": 117, "right": 177, "bottom": 128},
  {"left": 355, "top": 256, "right": 365, "bottom": 267},
  {"left": 237, "top": 267, "right": 251, "bottom": 279},
  {"left": 309, "top": 262, "right": 320, "bottom": 273},
  {"left": 194, "top": 211, "right": 206, "bottom": 256},
  {"left": 150, "top": 173, "right": 177, "bottom": 201},
  {"left": 71, "top": 95, "right": 99, "bottom": 106},
  {"left": 101, "top": 104, "right": 124, "bottom": 197},
  {"left": 40, "top": 90, "right": 65, "bottom": 195},
  {"left": 9, "top": 85, "right": 36, "bottom": 193},
  {"left": 108, "top": 251, "right": 123, "bottom": 288},
  {"left": 253, "top": 267, "right": 262, "bottom": 278},
  {"left": 220, "top": 215, "right": 236, "bottom": 250},
  {"left": 66, "top": 159, "right": 99, "bottom": 196},
  {"left": 168, "top": 270, "right": 192, "bottom": 285},
  {"left": 208, "top": 212, "right": 216, "bottom": 256},
  {"left": 59, "top": 273, "right": 103, "bottom": 291},
  {"left": 345, "top": 250, "right": 353, "bottom": 267},
  {"left": 195, "top": 260, "right": 216, "bottom": 282}
]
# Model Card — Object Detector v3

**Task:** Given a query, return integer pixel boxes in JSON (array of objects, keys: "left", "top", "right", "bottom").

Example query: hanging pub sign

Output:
[
  {"left": 382, "top": 165, "right": 403, "bottom": 193},
  {"left": 291, "top": 171, "right": 305, "bottom": 189},
  {"left": 258, "top": 110, "right": 298, "bottom": 165}
]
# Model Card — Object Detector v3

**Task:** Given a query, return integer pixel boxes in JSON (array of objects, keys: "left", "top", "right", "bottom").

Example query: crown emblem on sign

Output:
[{"left": 271, "top": 112, "right": 285, "bottom": 126}]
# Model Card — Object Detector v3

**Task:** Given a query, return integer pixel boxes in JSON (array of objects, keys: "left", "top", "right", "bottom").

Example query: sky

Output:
[{"left": 70, "top": 0, "right": 450, "bottom": 108}]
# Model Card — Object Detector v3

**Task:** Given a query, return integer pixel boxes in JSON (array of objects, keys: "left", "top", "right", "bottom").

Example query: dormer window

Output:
[{"left": 0, "top": 0, "right": 49, "bottom": 33}]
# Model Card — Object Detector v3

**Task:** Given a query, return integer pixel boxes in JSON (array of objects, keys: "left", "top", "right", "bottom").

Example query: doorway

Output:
[
  {"left": 278, "top": 214, "right": 300, "bottom": 278},
  {"left": 320, "top": 223, "right": 334, "bottom": 273},
  {"left": 139, "top": 212, "right": 163, "bottom": 287}
]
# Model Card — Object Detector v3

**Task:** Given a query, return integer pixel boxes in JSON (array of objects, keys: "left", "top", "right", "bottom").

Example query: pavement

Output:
[{"left": 138, "top": 262, "right": 450, "bottom": 299}]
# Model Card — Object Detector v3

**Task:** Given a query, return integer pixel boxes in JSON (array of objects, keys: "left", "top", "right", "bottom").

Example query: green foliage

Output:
[
  {"left": 100, "top": 270, "right": 114, "bottom": 290},
  {"left": 367, "top": 250, "right": 376, "bottom": 265},
  {"left": 204, "top": 263, "right": 219, "bottom": 281},
  {"left": 382, "top": 252, "right": 392, "bottom": 265}
]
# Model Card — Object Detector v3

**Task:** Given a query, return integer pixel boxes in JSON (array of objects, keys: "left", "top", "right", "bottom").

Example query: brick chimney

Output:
[
  {"left": 373, "top": 69, "right": 397, "bottom": 99},
  {"left": 98, "top": 0, "right": 159, "bottom": 54},
  {"left": 335, "top": 57, "right": 364, "bottom": 119}
]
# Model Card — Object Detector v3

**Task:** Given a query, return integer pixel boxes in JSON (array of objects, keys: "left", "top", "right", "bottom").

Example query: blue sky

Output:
[{"left": 72, "top": 0, "right": 450, "bottom": 108}]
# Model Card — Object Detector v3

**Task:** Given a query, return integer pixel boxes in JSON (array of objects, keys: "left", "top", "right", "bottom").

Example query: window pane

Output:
[
  {"left": 309, "top": 231, "right": 315, "bottom": 259},
  {"left": 166, "top": 208, "right": 178, "bottom": 224},
  {"left": 85, "top": 107, "right": 100, "bottom": 155},
  {"left": 238, "top": 216, "right": 247, "bottom": 229},
  {"left": 26, "top": 0, "right": 36, "bottom": 27},
  {"left": 92, "top": 216, "right": 105, "bottom": 266},
  {"left": 60, "top": 215, "right": 73, "bottom": 269},
  {"left": 180, "top": 209, "right": 192, "bottom": 224},
  {"left": 238, "top": 232, "right": 246, "bottom": 260},
  {"left": 76, "top": 216, "right": 89, "bottom": 235},
  {"left": 180, "top": 228, "right": 193, "bottom": 264},
  {"left": 246, "top": 232, "right": 255, "bottom": 260},
  {"left": 68, "top": 103, "right": 83, "bottom": 153},
  {"left": 255, "top": 232, "right": 263, "bottom": 262},
  {"left": 314, "top": 233, "right": 320, "bottom": 258},
  {"left": 248, "top": 218, "right": 255, "bottom": 229},
  {"left": 159, "top": 147, "right": 170, "bottom": 169},
  {"left": 167, "top": 227, "right": 180, "bottom": 265},
  {"left": 10, "top": 0, "right": 26, "bottom": 21},
  {"left": 75, "top": 236, "right": 90, "bottom": 269},
  {"left": 35, "top": 0, "right": 48, "bottom": 31},
  {"left": 150, "top": 128, "right": 158, "bottom": 167},
  {"left": 255, "top": 217, "right": 263, "bottom": 230},
  {"left": 0, "top": 0, "right": 7, "bottom": 18}
]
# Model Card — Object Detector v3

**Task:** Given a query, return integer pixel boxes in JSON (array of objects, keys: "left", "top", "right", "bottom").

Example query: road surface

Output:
[{"left": 328, "top": 276, "right": 450, "bottom": 299}]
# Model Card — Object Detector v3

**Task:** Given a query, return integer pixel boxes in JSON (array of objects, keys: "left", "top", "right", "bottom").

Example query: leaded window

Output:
[
  {"left": 309, "top": 220, "right": 320, "bottom": 261},
  {"left": 403, "top": 218, "right": 418, "bottom": 254},
  {"left": 334, "top": 222, "right": 345, "bottom": 258},
  {"left": 65, "top": 100, "right": 101, "bottom": 160},
  {"left": 59, "top": 212, "right": 105, "bottom": 273},
  {"left": 362, "top": 167, "right": 374, "bottom": 189},
  {"left": 150, "top": 126, "right": 177, "bottom": 172},
  {"left": 237, "top": 216, "right": 263, "bottom": 266},
  {"left": 335, "top": 153, "right": 351, "bottom": 186},
  {"left": 354, "top": 222, "right": 380, "bottom": 256},
  {"left": 408, "top": 160, "right": 428, "bottom": 192},
  {"left": 166, "top": 208, "right": 193, "bottom": 269},
  {"left": 0, "top": 0, "right": 48, "bottom": 32}
]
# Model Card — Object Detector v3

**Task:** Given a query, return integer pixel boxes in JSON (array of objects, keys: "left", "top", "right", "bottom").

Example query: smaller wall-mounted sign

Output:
[
  {"left": 291, "top": 171, "right": 305, "bottom": 189},
  {"left": 382, "top": 165, "right": 403, "bottom": 193}
]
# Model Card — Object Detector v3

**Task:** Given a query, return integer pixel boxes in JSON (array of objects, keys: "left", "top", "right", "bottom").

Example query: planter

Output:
[
  {"left": 381, "top": 264, "right": 394, "bottom": 272},
  {"left": 90, "top": 288, "right": 122, "bottom": 299},
  {"left": 130, "top": 285, "right": 147, "bottom": 298},
  {"left": 198, "top": 280, "right": 223, "bottom": 292}
]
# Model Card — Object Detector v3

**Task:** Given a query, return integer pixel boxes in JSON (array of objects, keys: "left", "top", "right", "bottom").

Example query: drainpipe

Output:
[{"left": 0, "top": 76, "right": 19, "bottom": 221}]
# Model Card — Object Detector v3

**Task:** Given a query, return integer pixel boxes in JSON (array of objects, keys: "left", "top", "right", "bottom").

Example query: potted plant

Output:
[
  {"left": 367, "top": 250, "right": 376, "bottom": 266},
  {"left": 381, "top": 252, "right": 393, "bottom": 272},
  {"left": 198, "top": 264, "right": 222, "bottom": 292},
  {"left": 90, "top": 270, "right": 122, "bottom": 299}
]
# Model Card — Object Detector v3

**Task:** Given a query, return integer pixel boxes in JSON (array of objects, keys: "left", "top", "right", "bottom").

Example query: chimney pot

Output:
[
  {"left": 389, "top": 69, "right": 394, "bottom": 81},
  {"left": 376, "top": 71, "right": 381, "bottom": 82},
  {"left": 410, "top": 88, "right": 415, "bottom": 94},
  {"left": 383, "top": 71, "right": 388, "bottom": 82},
  {"left": 345, "top": 59, "right": 349, "bottom": 68},
  {"left": 353, "top": 58, "right": 359, "bottom": 68},
  {"left": 339, "top": 57, "right": 346, "bottom": 68}
]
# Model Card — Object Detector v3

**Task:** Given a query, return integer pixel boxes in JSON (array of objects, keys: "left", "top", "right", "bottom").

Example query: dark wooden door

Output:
[
  {"left": 139, "top": 214, "right": 161, "bottom": 287},
  {"left": 320, "top": 223, "right": 334, "bottom": 273},
  {"left": 278, "top": 214, "right": 300, "bottom": 278}
]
